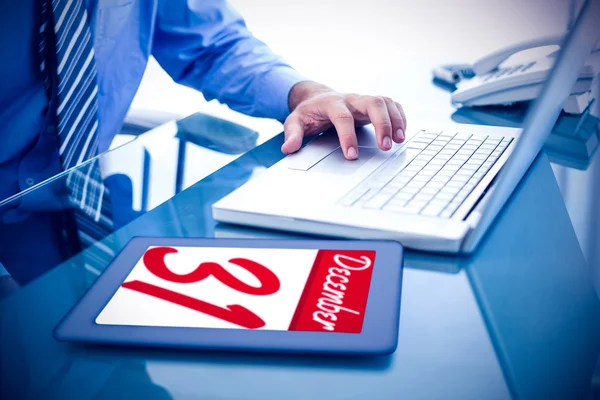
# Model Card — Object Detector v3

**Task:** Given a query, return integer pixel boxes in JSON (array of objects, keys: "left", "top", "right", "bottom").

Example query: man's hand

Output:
[{"left": 283, "top": 81, "right": 407, "bottom": 160}]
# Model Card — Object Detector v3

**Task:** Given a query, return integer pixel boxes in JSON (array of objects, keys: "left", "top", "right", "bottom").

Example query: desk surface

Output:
[{"left": 2, "top": 1, "right": 600, "bottom": 399}]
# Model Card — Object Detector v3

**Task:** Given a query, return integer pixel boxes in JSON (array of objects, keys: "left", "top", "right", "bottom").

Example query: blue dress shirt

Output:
[
  {"left": 0, "top": 0, "right": 53, "bottom": 208},
  {"left": 0, "top": 0, "right": 305, "bottom": 211}
]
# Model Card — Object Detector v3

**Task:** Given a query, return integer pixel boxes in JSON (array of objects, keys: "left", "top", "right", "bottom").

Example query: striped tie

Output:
[
  {"left": 41, "top": 0, "right": 100, "bottom": 168},
  {"left": 39, "top": 0, "right": 114, "bottom": 266}
]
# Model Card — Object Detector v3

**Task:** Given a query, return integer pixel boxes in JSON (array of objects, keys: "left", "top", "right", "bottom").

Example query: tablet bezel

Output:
[{"left": 54, "top": 237, "right": 404, "bottom": 355}]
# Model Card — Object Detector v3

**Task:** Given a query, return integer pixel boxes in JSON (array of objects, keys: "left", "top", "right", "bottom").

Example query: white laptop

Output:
[{"left": 213, "top": 0, "right": 600, "bottom": 254}]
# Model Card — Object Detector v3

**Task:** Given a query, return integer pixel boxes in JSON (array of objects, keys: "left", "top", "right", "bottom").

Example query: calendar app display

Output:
[{"left": 96, "top": 246, "right": 376, "bottom": 333}]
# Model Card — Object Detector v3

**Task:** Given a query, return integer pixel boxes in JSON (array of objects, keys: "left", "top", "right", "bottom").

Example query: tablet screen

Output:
[{"left": 96, "top": 247, "right": 375, "bottom": 334}]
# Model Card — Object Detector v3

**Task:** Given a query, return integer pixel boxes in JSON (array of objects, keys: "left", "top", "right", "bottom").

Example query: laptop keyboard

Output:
[{"left": 338, "top": 131, "right": 512, "bottom": 218}]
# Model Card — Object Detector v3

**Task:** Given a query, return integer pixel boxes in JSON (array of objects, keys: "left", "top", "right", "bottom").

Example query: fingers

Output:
[
  {"left": 281, "top": 93, "right": 407, "bottom": 161},
  {"left": 282, "top": 114, "right": 305, "bottom": 154},
  {"left": 384, "top": 98, "right": 406, "bottom": 143},
  {"left": 283, "top": 104, "right": 359, "bottom": 161},
  {"left": 326, "top": 104, "right": 358, "bottom": 159},
  {"left": 349, "top": 96, "right": 395, "bottom": 151},
  {"left": 395, "top": 101, "right": 407, "bottom": 140},
  {"left": 366, "top": 97, "right": 393, "bottom": 150}
]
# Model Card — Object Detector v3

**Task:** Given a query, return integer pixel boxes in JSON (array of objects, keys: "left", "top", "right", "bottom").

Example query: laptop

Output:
[{"left": 213, "top": 0, "right": 600, "bottom": 254}]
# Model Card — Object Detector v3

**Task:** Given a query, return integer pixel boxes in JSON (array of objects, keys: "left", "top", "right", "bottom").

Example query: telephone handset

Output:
[{"left": 449, "top": 33, "right": 600, "bottom": 113}]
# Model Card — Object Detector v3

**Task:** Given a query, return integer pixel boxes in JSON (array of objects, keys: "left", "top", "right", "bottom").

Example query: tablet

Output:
[{"left": 54, "top": 237, "right": 404, "bottom": 355}]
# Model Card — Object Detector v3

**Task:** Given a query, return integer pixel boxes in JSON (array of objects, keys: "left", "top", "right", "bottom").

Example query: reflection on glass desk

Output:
[{"left": 1, "top": 110, "right": 599, "bottom": 399}]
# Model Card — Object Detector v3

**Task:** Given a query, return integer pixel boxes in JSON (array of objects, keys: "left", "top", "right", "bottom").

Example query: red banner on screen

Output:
[{"left": 288, "top": 250, "right": 375, "bottom": 333}]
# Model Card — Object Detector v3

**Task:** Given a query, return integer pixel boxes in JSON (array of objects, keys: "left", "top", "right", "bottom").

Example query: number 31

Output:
[{"left": 122, "top": 247, "right": 280, "bottom": 329}]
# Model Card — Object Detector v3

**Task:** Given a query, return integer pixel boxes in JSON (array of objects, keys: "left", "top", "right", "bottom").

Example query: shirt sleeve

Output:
[{"left": 152, "top": 0, "right": 307, "bottom": 122}]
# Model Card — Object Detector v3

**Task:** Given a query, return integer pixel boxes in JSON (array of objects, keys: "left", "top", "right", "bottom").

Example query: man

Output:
[{"left": 0, "top": 0, "right": 406, "bottom": 291}]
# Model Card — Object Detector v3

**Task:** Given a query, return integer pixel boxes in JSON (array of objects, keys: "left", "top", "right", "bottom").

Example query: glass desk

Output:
[{"left": 1, "top": 110, "right": 599, "bottom": 400}]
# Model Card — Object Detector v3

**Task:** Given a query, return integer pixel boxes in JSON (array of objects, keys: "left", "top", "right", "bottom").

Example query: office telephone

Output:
[{"left": 446, "top": 34, "right": 600, "bottom": 114}]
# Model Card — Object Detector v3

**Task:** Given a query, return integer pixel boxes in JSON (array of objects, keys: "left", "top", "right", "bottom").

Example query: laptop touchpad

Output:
[{"left": 310, "top": 147, "right": 381, "bottom": 174}]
